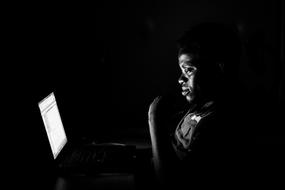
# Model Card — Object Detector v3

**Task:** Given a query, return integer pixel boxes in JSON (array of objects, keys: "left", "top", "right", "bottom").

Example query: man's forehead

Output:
[{"left": 178, "top": 54, "right": 196, "bottom": 66}]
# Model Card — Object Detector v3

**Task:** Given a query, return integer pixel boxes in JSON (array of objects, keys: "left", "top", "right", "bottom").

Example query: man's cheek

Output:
[{"left": 189, "top": 75, "right": 194, "bottom": 89}]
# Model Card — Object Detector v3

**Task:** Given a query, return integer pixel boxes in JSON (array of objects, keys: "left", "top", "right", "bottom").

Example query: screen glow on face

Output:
[{"left": 178, "top": 54, "right": 198, "bottom": 103}]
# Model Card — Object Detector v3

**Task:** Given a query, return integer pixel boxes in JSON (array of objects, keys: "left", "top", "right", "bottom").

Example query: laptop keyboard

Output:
[
  {"left": 61, "top": 144, "right": 136, "bottom": 171},
  {"left": 64, "top": 148, "right": 106, "bottom": 166}
]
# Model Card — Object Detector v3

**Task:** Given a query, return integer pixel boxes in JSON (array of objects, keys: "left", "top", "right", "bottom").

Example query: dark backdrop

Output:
[
  {"left": 14, "top": 0, "right": 284, "bottom": 137},
  {"left": 4, "top": 0, "right": 284, "bottom": 188}
]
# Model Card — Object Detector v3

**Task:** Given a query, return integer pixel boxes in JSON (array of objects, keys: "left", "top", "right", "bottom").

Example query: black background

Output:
[{"left": 4, "top": 0, "right": 285, "bottom": 189}]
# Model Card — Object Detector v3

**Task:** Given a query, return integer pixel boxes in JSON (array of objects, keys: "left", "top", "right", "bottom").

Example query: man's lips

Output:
[
  {"left": 182, "top": 90, "right": 190, "bottom": 96},
  {"left": 181, "top": 87, "right": 191, "bottom": 96}
]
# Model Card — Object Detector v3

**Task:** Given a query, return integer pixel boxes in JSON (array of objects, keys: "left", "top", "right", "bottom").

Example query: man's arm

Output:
[{"left": 148, "top": 96, "right": 179, "bottom": 185}]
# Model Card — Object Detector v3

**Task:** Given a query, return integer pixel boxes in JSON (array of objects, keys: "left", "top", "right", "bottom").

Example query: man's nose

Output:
[{"left": 178, "top": 74, "right": 187, "bottom": 85}]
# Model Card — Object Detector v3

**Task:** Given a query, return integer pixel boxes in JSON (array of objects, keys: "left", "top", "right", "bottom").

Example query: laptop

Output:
[{"left": 38, "top": 92, "right": 136, "bottom": 175}]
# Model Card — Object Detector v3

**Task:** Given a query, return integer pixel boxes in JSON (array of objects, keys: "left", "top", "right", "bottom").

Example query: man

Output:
[{"left": 148, "top": 22, "right": 243, "bottom": 188}]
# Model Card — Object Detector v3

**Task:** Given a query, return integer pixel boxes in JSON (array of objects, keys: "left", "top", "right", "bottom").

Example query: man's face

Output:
[{"left": 178, "top": 53, "right": 199, "bottom": 103}]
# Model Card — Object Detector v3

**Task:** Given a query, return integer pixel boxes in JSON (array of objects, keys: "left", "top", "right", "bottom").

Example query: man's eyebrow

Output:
[
  {"left": 181, "top": 61, "right": 194, "bottom": 67},
  {"left": 181, "top": 64, "right": 193, "bottom": 70}
]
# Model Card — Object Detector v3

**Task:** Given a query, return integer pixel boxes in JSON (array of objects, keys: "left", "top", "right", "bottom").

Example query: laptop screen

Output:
[{"left": 39, "top": 92, "right": 67, "bottom": 159}]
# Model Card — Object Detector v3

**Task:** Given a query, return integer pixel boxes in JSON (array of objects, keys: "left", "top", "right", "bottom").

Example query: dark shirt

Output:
[
  {"left": 173, "top": 101, "right": 215, "bottom": 160},
  {"left": 169, "top": 100, "right": 239, "bottom": 188}
]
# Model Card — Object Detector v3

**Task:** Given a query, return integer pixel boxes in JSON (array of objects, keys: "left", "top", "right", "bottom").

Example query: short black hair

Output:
[{"left": 177, "top": 22, "right": 241, "bottom": 75}]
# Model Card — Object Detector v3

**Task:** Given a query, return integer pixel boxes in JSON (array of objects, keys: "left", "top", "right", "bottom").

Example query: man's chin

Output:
[{"left": 185, "top": 95, "right": 194, "bottom": 103}]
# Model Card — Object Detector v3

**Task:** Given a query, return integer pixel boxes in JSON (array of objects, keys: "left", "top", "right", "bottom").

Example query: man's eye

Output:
[{"left": 185, "top": 67, "right": 195, "bottom": 75}]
